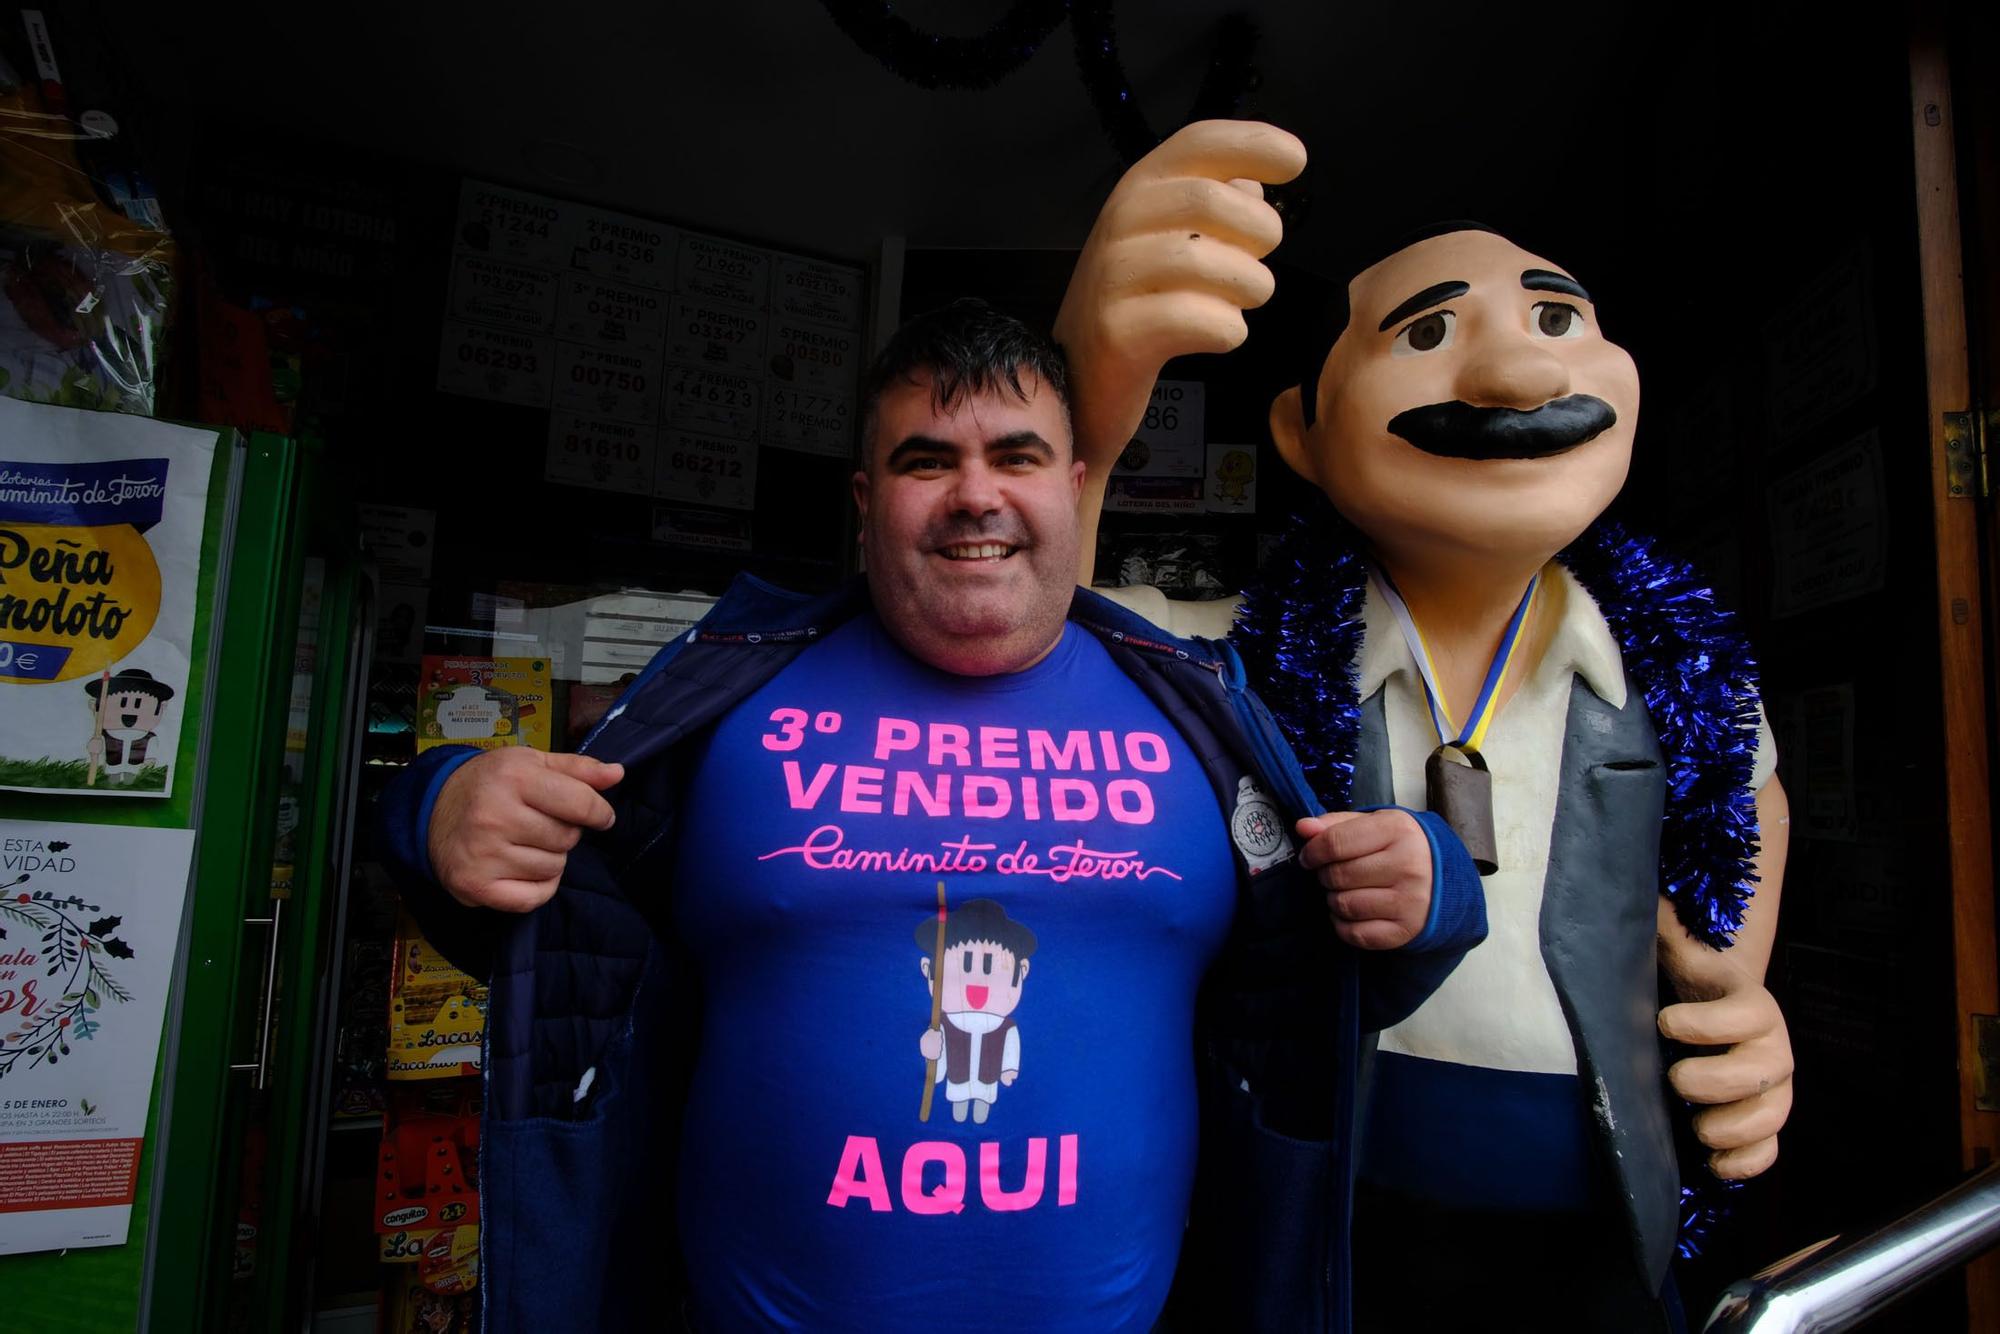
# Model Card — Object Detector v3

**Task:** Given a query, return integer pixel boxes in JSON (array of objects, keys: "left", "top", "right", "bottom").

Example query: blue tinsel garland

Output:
[{"left": 1235, "top": 503, "right": 1763, "bottom": 948}]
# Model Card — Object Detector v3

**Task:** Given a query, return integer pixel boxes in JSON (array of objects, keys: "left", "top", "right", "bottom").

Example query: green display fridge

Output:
[{"left": 0, "top": 408, "right": 374, "bottom": 1334}]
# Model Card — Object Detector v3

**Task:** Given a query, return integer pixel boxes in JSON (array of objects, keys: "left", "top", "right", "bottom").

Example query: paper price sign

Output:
[
  {"left": 676, "top": 234, "right": 769, "bottom": 309},
  {"left": 765, "top": 384, "right": 854, "bottom": 457},
  {"left": 775, "top": 257, "right": 864, "bottom": 327},
  {"left": 664, "top": 365, "right": 761, "bottom": 439},
  {"left": 655, "top": 430, "right": 757, "bottom": 511},
  {"left": 546, "top": 412, "right": 657, "bottom": 493},
  {"left": 553, "top": 344, "right": 660, "bottom": 425},
  {"left": 448, "top": 255, "right": 557, "bottom": 334},
  {"left": 436, "top": 321, "right": 554, "bottom": 407},
  {"left": 765, "top": 317, "right": 858, "bottom": 393},
  {"left": 557, "top": 276, "right": 666, "bottom": 355},
  {"left": 455, "top": 180, "right": 571, "bottom": 271},
  {"left": 568, "top": 206, "right": 676, "bottom": 290},
  {"left": 666, "top": 299, "right": 765, "bottom": 377}
]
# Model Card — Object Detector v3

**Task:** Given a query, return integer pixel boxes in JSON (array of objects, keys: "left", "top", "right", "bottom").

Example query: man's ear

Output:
[
  {"left": 1068, "top": 459, "right": 1086, "bottom": 499},
  {"left": 1269, "top": 386, "right": 1318, "bottom": 488},
  {"left": 920, "top": 957, "right": 931, "bottom": 982},
  {"left": 1018, "top": 959, "right": 1030, "bottom": 984},
  {"left": 852, "top": 470, "right": 870, "bottom": 526}
]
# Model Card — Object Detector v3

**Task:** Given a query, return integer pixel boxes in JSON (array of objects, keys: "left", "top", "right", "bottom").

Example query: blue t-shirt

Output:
[{"left": 670, "top": 613, "right": 1236, "bottom": 1332}]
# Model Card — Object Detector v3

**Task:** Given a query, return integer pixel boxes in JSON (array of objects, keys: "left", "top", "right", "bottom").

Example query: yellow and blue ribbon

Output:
[{"left": 1374, "top": 566, "right": 1540, "bottom": 757}]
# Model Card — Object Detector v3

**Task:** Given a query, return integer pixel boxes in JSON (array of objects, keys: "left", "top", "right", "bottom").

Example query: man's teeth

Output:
[{"left": 943, "top": 543, "right": 1014, "bottom": 559}]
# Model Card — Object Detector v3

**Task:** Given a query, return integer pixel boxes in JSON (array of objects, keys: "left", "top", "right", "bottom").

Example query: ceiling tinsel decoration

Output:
[
  {"left": 817, "top": 1, "right": 1070, "bottom": 91},
  {"left": 1068, "top": 2, "right": 1259, "bottom": 165},
  {"left": 820, "top": 1, "right": 1261, "bottom": 164}
]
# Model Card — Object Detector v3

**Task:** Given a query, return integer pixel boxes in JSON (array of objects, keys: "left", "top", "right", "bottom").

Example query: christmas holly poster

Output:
[{"left": 0, "top": 818, "right": 194, "bottom": 1254}]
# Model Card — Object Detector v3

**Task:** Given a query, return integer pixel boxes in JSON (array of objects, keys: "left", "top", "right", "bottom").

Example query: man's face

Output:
[
  {"left": 853, "top": 372, "right": 1085, "bottom": 676},
  {"left": 925, "top": 940, "right": 1029, "bottom": 1019},
  {"left": 1274, "top": 230, "right": 1640, "bottom": 571}
]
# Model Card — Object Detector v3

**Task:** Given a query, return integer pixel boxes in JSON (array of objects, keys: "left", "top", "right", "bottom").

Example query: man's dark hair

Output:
[
  {"left": 858, "top": 298, "right": 1071, "bottom": 464},
  {"left": 1297, "top": 220, "right": 1500, "bottom": 426},
  {"left": 916, "top": 897, "right": 1038, "bottom": 985}
]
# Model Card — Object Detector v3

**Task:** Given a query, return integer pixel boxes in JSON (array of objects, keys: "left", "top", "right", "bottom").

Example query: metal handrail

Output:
[{"left": 1704, "top": 1161, "right": 2000, "bottom": 1332}]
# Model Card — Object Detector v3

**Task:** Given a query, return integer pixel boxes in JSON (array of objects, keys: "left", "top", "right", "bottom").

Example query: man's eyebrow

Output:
[
  {"left": 988, "top": 430, "right": 1054, "bottom": 457},
  {"left": 884, "top": 434, "right": 957, "bottom": 468},
  {"left": 1522, "top": 269, "right": 1591, "bottom": 301},
  {"left": 1378, "top": 281, "right": 1471, "bottom": 331}
]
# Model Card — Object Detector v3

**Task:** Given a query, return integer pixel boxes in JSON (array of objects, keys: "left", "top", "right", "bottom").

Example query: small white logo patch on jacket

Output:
[{"left": 1230, "top": 776, "right": 1292, "bottom": 874}]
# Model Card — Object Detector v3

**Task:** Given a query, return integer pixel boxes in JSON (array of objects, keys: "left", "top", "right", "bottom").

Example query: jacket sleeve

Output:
[
  {"left": 1354, "top": 807, "right": 1488, "bottom": 1032},
  {"left": 373, "top": 744, "right": 504, "bottom": 979}
]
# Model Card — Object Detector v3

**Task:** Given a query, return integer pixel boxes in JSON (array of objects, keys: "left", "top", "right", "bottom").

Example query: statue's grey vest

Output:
[{"left": 1353, "top": 674, "right": 1678, "bottom": 1287}]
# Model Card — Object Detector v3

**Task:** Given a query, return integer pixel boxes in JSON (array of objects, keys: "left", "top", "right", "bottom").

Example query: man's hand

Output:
[
  {"left": 1000, "top": 1070, "right": 1017, "bottom": 1087},
  {"left": 1295, "top": 810, "right": 1433, "bottom": 950},
  {"left": 919, "top": 1027, "right": 943, "bottom": 1061},
  {"left": 1659, "top": 982, "right": 1794, "bottom": 1179},
  {"left": 1053, "top": 119, "right": 1305, "bottom": 578},
  {"left": 426, "top": 747, "right": 624, "bottom": 913}
]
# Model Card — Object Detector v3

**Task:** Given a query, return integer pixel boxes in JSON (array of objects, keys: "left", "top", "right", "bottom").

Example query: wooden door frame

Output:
[{"left": 1909, "top": 6, "right": 1998, "bottom": 1325}]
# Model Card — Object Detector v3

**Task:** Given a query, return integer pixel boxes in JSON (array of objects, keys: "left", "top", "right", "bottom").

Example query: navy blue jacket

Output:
[{"left": 378, "top": 577, "right": 1487, "bottom": 1333}]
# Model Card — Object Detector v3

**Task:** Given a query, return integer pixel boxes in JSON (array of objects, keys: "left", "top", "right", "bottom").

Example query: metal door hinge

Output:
[
  {"left": 1944, "top": 411, "right": 1989, "bottom": 499},
  {"left": 1976, "top": 1013, "right": 2000, "bottom": 1111}
]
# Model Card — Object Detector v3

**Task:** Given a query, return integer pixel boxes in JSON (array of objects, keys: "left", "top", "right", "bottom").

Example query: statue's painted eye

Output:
[
  {"left": 1392, "top": 310, "right": 1455, "bottom": 357},
  {"left": 1532, "top": 301, "right": 1586, "bottom": 339}
]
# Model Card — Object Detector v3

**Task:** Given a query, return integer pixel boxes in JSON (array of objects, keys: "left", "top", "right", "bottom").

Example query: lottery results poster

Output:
[
  {"left": 439, "top": 179, "right": 867, "bottom": 513},
  {"left": 0, "top": 818, "right": 196, "bottom": 1254},
  {"left": 0, "top": 399, "right": 218, "bottom": 799}
]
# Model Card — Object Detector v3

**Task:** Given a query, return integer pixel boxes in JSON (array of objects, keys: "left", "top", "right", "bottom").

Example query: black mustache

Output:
[{"left": 1387, "top": 395, "right": 1617, "bottom": 460}]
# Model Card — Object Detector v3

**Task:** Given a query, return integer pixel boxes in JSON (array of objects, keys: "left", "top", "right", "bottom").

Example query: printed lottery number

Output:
[
  {"left": 482, "top": 213, "right": 548, "bottom": 239},
  {"left": 570, "top": 365, "right": 647, "bottom": 392},
  {"left": 671, "top": 369, "right": 752, "bottom": 407},
  {"left": 687, "top": 319, "right": 751, "bottom": 344},
  {"left": 772, "top": 389, "right": 848, "bottom": 417},
  {"left": 1142, "top": 405, "right": 1179, "bottom": 432},
  {"left": 588, "top": 235, "right": 656, "bottom": 264},
  {"left": 564, "top": 433, "right": 641, "bottom": 461},
  {"left": 780, "top": 339, "right": 843, "bottom": 367},
  {"left": 457, "top": 344, "right": 538, "bottom": 374},
  {"left": 669, "top": 452, "right": 742, "bottom": 478}
]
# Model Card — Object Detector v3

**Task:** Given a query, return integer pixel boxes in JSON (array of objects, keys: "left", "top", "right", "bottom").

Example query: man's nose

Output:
[
  {"left": 1454, "top": 336, "right": 1572, "bottom": 410},
  {"left": 948, "top": 460, "right": 1002, "bottom": 515}
]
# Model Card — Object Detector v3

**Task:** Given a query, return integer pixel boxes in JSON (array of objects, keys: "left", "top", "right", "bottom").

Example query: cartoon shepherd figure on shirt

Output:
[{"left": 917, "top": 896, "right": 1037, "bottom": 1126}]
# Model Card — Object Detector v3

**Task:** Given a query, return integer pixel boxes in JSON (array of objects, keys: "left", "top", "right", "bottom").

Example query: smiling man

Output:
[
  {"left": 378, "top": 299, "right": 1487, "bottom": 1332},
  {"left": 1057, "top": 121, "right": 1794, "bottom": 1331}
]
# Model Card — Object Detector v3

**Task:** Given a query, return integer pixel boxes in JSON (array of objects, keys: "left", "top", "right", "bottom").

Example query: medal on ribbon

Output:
[{"left": 1374, "top": 568, "right": 1540, "bottom": 876}]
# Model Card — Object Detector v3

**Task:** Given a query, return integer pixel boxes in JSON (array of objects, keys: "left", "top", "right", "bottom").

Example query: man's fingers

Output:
[
  {"left": 504, "top": 805, "right": 590, "bottom": 855},
  {"left": 1692, "top": 1082, "right": 1793, "bottom": 1152},
  {"left": 1668, "top": 1043, "right": 1795, "bottom": 1105},
  {"left": 1708, "top": 1136, "right": 1780, "bottom": 1181},
  {"left": 1318, "top": 849, "right": 1408, "bottom": 893},
  {"left": 542, "top": 750, "right": 625, "bottom": 791},
  {"left": 1326, "top": 887, "right": 1405, "bottom": 923},
  {"left": 1333, "top": 918, "right": 1415, "bottom": 951},
  {"left": 475, "top": 877, "right": 562, "bottom": 914},
  {"left": 1134, "top": 120, "right": 1307, "bottom": 188},
  {"left": 1111, "top": 175, "right": 1285, "bottom": 256},
  {"left": 1297, "top": 810, "right": 1401, "bottom": 869},
  {"left": 520, "top": 766, "right": 619, "bottom": 831},
  {"left": 1658, "top": 988, "right": 1782, "bottom": 1047}
]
